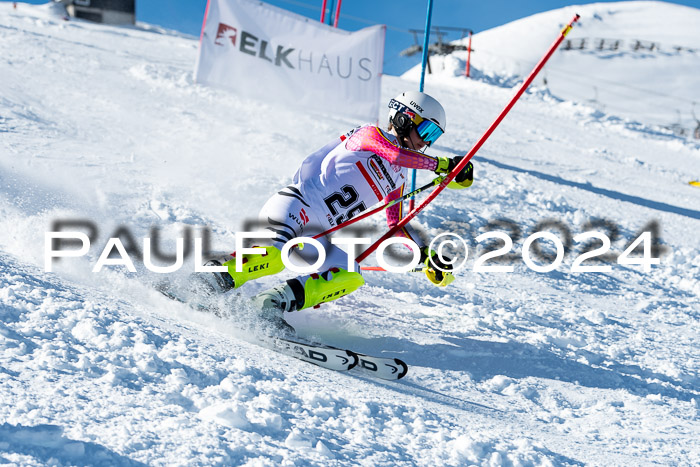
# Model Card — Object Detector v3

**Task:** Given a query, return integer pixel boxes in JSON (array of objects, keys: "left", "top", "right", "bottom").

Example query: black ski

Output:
[
  {"left": 270, "top": 337, "right": 358, "bottom": 372},
  {"left": 271, "top": 337, "right": 409, "bottom": 380},
  {"left": 353, "top": 352, "right": 409, "bottom": 380}
]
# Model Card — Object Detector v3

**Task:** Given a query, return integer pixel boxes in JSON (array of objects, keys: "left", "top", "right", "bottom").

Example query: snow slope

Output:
[
  {"left": 1, "top": 2, "right": 699, "bottom": 465},
  {"left": 404, "top": 1, "right": 700, "bottom": 135}
]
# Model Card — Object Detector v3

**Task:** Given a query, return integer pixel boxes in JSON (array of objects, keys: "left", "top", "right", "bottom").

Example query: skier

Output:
[{"left": 200, "top": 91, "right": 474, "bottom": 331}]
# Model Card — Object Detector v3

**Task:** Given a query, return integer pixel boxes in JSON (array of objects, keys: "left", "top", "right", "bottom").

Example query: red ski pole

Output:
[{"left": 356, "top": 14, "right": 580, "bottom": 264}]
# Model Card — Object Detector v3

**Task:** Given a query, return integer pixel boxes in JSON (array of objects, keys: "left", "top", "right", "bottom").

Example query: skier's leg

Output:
[
  {"left": 192, "top": 245, "right": 286, "bottom": 294},
  {"left": 252, "top": 241, "right": 365, "bottom": 313},
  {"left": 195, "top": 185, "right": 312, "bottom": 294}
]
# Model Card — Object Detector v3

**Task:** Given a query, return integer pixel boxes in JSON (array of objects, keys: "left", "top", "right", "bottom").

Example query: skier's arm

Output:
[
  {"left": 344, "top": 126, "right": 472, "bottom": 182},
  {"left": 345, "top": 126, "right": 439, "bottom": 170}
]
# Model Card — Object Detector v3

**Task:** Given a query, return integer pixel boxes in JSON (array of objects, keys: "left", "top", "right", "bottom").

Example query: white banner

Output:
[{"left": 195, "top": 0, "right": 385, "bottom": 121}]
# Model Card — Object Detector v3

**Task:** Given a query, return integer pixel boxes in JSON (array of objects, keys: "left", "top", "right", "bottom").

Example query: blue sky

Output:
[{"left": 8, "top": 0, "right": 700, "bottom": 75}]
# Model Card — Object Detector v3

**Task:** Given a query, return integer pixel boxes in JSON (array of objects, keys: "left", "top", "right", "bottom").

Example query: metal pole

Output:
[
  {"left": 327, "top": 0, "right": 335, "bottom": 25},
  {"left": 418, "top": 0, "right": 434, "bottom": 92},
  {"left": 409, "top": 0, "right": 435, "bottom": 211},
  {"left": 356, "top": 14, "right": 581, "bottom": 265}
]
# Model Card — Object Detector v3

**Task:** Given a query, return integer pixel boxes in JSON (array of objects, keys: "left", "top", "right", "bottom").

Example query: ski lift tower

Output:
[{"left": 401, "top": 26, "right": 473, "bottom": 75}]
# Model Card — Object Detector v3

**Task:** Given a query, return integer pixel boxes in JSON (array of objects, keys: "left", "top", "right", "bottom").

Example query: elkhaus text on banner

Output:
[{"left": 195, "top": 0, "right": 386, "bottom": 121}]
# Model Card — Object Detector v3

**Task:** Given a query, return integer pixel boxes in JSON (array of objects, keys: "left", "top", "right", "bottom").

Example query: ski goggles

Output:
[{"left": 415, "top": 118, "right": 444, "bottom": 146}]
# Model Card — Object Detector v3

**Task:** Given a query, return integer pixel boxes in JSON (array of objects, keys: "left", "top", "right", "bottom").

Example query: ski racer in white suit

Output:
[{"left": 204, "top": 91, "right": 474, "bottom": 331}]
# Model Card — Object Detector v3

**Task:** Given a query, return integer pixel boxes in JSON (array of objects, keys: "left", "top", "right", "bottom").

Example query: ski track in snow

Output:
[{"left": 1, "top": 2, "right": 699, "bottom": 465}]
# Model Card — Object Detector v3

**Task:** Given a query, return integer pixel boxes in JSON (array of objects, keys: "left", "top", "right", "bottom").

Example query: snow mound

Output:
[{"left": 404, "top": 1, "right": 700, "bottom": 134}]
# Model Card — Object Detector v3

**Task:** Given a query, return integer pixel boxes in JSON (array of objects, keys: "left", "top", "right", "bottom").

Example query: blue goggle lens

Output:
[{"left": 416, "top": 119, "right": 444, "bottom": 145}]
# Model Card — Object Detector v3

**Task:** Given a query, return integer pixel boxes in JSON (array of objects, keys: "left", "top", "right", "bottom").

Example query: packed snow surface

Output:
[{"left": 1, "top": 2, "right": 699, "bottom": 465}]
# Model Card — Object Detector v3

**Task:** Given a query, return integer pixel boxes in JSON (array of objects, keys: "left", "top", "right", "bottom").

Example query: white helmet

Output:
[{"left": 387, "top": 91, "right": 446, "bottom": 146}]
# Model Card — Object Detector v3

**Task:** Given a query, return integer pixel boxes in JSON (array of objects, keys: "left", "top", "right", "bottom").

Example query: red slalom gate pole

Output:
[
  {"left": 465, "top": 30, "right": 472, "bottom": 78},
  {"left": 320, "top": 0, "right": 328, "bottom": 23},
  {"left": 356, "top": 14, "right": 580, "bottom": 265},
  {"left": 332, "top": 0, "right": 343, "bottom": 28}
]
